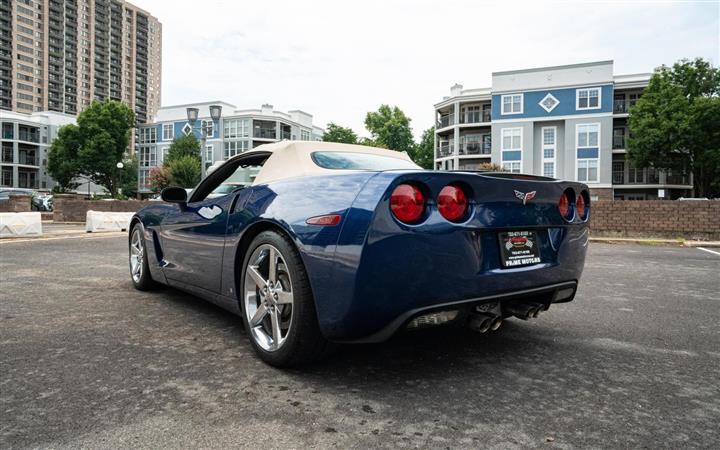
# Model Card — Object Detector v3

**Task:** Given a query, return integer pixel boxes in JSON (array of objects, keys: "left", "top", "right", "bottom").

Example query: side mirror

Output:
[{"left": 160, "top": 186, "right": 188, "bottom": 204}]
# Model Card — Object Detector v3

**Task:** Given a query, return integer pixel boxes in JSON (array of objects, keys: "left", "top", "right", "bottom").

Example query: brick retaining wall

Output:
[
  {"left": 52, "top": 195, "right": 149, "bottom": 222},
  {"left": 0, "top": 195, "right": 32, "bottom": 213},
  {"left": 589, "top": 200, "right": 720, "bottom": 240}
]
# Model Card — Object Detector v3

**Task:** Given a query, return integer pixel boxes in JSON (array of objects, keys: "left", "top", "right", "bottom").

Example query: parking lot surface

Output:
[{"left": 1, "top": 236, "right": 719, "bottom": 449}]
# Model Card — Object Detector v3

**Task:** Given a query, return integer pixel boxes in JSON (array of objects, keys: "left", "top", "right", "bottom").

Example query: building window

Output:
[
  {"left": 162, "top": 123, "right": 173, "bottom": 141},
  {"left": 300, "top": 130, "right": 310, "bottom": 141},
  {"left": 138, "top": 146, "right": 156, "bottom": 168},
  {"left": 576, "top": 123, "right": 600, "bottom": 182},
  {"left": 205, "top": 145, "right": 213, "bottom": 168},
  {"left": 201, "top": 119, "right": 213, "bottom": 137},
  {"left": 138, "top": 126, "right": 157, "bottom": 144},
  {"left": 501, "top": 127, "right": 522, "bottom": 173},
  {"left": 542, "top": 126, "right": 556, "bottom": 178},
  {"left": 501, "top": 94, "right": 523, "bottom": 115},
  {"left": 576, "top": 87, "right": 601, "bottom": 110},
  {"left": 223, "top": 119, "right": 250, "bottom": 139},
  {"left": 224, "top": 140, "right": 248, "bottom": 159}
]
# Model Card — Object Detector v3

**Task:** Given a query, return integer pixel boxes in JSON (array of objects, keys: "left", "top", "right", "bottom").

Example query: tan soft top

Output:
[{"left": 236, "top": 141, "right": 419, "bottom": 185}]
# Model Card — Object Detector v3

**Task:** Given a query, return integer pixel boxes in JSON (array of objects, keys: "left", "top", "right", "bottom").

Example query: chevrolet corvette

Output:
[{"left": 129, "top": 141, "right": 589, "bottom": 367}]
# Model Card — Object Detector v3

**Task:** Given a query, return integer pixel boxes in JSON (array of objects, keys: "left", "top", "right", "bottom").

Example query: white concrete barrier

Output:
[
  {"left": 0, "top": 212, "right": 43, "bottom": 238},
  {"left": 85, "top": 210, "right": 134, "bottom": 233}
]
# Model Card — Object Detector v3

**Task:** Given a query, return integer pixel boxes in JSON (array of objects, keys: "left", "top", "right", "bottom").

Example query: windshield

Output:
[{"left": 311, "top": 151, "right": 420, "bottom": 171}]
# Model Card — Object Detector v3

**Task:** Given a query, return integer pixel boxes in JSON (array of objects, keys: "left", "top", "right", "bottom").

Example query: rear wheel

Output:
[
  {"left": 240, "top": 230, "right": 332, "bottom": 367},
  {"left": 129, "top": 223, "right": 156, "bottom": 291}
]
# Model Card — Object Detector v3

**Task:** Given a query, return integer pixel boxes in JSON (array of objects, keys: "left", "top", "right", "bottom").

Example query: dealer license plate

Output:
[{"left": 499, "top": 231, "right": 542, "bottom": 268}]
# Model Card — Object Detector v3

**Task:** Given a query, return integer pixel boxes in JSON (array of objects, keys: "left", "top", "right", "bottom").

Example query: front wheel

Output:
[
  {"left": 129, "top": 223, "right": 156, "bottom": 291},
  {"left": 240, "top": 231, "right": 332, "bottom": 367}
]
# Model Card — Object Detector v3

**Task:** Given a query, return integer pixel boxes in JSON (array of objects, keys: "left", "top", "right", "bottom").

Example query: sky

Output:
[{"left": 130, "top": 0, "right": 720, "bottom": 140}]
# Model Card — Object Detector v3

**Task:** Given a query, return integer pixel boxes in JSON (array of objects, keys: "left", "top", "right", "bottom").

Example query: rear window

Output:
[{"left": 311, "top": 151, "right": 420, "bottom": 171}]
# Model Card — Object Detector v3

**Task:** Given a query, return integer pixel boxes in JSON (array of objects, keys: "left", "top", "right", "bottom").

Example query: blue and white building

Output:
[
  {"left": 136, "top": 101, "right": 324, "bottom": 194},
  {"left": 434, "top": 61, "right": 692, "bottom": 200}
]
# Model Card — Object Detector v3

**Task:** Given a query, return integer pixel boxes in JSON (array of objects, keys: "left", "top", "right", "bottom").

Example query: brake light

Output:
[
  {"left": 390, "top": 184, "right": 425, "bottom": 223},
  {"left": 577, "top": 191, "right": 590, "bottom": 221},
  {"left": 438, "top": 185, "right": 468, "bottom": 222},
  {"left": 576, "top": 194, "right": 586, "bottom": 220},
  {"left": 558, "top": 190, "right": 572, "bottom": 221}
]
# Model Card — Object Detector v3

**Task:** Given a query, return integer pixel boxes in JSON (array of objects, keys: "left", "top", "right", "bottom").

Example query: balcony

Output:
[
  {"left": 437, "top": 140, "right": 454, "bottom": 157},
  {"left": 459, "top": 139, "right": 491, "bottom": 156},
  {"left": 18, "top": 151, "right": 38, "bottom": 166},
  {"left": 436, "top": 114, "right": 455, "bottom": 129},
  {"left": 612, "top": 162, "right": 690, "bottom": 186},
  {"left": 613, "top": 135, "right": 626, "bottom": 149},
  {"left": 613, "top": 99, "right": 639, "bottom": 114},
  {"left": 18, "top": 129, "right": 40, "bottom": 143},
  {"left": 459, "top": 110, "right": 491, "bottom": 124},
  {"left": 254, "top": 128, "right": 277, "bottom": 139}
]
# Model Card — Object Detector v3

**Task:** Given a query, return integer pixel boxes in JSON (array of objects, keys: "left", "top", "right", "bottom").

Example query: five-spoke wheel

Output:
[{"left": 129, "top": 223, "right": 155, "bottom": 291}]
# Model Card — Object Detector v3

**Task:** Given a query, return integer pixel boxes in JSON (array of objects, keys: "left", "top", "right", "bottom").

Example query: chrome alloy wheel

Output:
[
  {"left": 129, "top": 227, "right": 144, "bottom": 283},
  {"left": 243, "top": 244, "right": 294, "bottom": 352}
]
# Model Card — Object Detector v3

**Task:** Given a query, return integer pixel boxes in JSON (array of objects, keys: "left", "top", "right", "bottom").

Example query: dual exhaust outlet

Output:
[{"left": 468, "top": 302, "right": 548, "bottom": 333}]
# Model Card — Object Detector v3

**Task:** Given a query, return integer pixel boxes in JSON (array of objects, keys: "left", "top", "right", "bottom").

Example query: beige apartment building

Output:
[{"left": 0, "top": 0, "right": 161, "bottom": 124}]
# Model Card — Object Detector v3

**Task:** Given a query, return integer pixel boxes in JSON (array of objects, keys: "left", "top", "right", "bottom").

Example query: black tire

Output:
[
  {"left": 239, "top": 230, "right": 333, "bottom": 367},
  {"left": 129, "top": 222, "right": 157, "bottom": 291}
]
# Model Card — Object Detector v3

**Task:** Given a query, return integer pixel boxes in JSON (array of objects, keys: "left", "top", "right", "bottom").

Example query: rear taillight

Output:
[
  {"left": 437, "top": 184, "right": 468, "bottom": 222},
  {"left": 558, "top": 190, "right": 573, "bottom": 221},
  {"left": 576, "top": 194, "right": 586, "bottom": 220},
  {"left": 390, "top": 184, "right": 425, "bottom": 223},
  {"left": 577, "top": 191, "right": 590, "bottom": 221}
]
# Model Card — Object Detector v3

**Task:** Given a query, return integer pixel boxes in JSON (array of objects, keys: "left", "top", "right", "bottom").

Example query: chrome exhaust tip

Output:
[
  {"left": 491, "top": 318, "right": 503, "bottom": 331},
  {"left": 531, "top": 308, "right": 540, "bottom": 318},
  {"left": 469, "top": 315, "right": 492, "bottom": 333}
]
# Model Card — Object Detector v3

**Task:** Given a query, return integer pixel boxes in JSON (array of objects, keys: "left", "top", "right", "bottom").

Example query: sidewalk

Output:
[{"left": 0, "top": 222, "right": 124, "bottom": 243}]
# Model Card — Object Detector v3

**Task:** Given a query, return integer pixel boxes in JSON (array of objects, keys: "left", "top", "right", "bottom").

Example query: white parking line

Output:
[{"left": 697, "top": 247, "right": 720, "bottom": 257}]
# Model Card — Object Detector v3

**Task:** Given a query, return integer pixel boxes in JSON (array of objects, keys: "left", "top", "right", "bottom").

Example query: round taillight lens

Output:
[
  {"left": 558, "top": 191, "right": 572, "bottom": 221},
  {"left": 438, "top": 185, "right": 468, "bottom": 222},
  {"left": 390, "top": 184, "right": 425, "bottom": 223},
  {"left": 576, "top": 194, "right": 586, "bottom": 220}
]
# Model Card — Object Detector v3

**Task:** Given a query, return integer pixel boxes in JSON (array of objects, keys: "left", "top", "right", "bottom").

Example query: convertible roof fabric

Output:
[{"left": 238, "top": 141, "right": 418, "bottom": 185}]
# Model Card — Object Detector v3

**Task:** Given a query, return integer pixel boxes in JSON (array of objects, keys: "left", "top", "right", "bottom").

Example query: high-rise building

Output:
[
  {"left": 0, "top": 0, "right": 162, "bottom": 124},
  {"left": 434, "top": 61, "right": 693, "bottom": 200}
]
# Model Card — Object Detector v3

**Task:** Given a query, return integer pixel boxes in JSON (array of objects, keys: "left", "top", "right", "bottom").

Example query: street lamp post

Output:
[{"left": 187, "top": 105, "right": 223, "bottom": 179}]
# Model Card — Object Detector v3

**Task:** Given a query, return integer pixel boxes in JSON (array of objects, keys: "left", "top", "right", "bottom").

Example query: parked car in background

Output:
[
  {"left": 0, "top": 188, "right": 53, "bottom": 211},
  {"left": 128, "top": 141, "right": 590, "bottom": 367}
]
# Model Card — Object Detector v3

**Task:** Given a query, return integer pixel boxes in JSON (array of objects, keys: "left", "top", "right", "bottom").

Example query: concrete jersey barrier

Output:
[
  {"left": 85, "top": 210, "right": 134, "bottom": 233},
  {"left": 0, "top": 212, "right": 43, "bottom": 238}
]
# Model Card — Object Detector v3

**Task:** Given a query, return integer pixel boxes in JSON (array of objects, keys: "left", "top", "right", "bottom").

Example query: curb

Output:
[{"left": 589, "top": 237, "right": 720, "bottom": 248}]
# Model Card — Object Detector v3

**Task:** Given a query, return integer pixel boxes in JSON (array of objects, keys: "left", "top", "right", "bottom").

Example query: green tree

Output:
[
  {"left": 148, "top": 166, "right": 171, "bottom": 193},
  {"left": 47, "top": 99, "right": 135, "bottom": 197},
  {"left": 409, "top": 127, "right": 435, "bottom": 169},
  {"left": 167, "top": 155, "right": 201, "bottom": 188},
  {"left": 118, "top": 156, "right": 138, "bottom": 199},
  {"left": 166, "top": 133, "right": 201, "bottom": 163},
  {"left": 47, "top": 124, "right": 81, "bottom": 191},
  {"left": 364, "top": 105, "right": 415, "bottom": 153},
  {"left": 627, "top": 58, "right": 720, "bottom": 197},
  {"left": 322, "top": 123, "right": 358, "bottom": 144}
]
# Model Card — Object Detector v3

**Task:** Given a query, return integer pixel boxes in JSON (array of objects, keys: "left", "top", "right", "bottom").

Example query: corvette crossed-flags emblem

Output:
[{"left": 514, "top": 190, "right": 537, "bottom": 205}]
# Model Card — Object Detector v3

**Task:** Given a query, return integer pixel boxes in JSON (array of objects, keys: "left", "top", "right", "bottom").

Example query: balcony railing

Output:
[
  {"left": 18, "top": 154, "right": 39, "bottom": 166},
  {"left": 437, "top": 141, "right": 454, "bottom": 157},
  {"left": 614, "top": 99, "right": 639, "bottom": 114},
  {"left": 459, "top": 141, "right": 491, "bottom": 156},
  {"left": 18, "top": 131, "right": 40, "bottom": 143},
  {"left": 460, "top": 111, "right": 491, "bottom": 124},
  {"left": 254, "top": 129, "right": 276, "bottom": 139},
  {"left": 613, "top": 135, "right": 626, "bottom": 149},
  {"left": 612, "top": 163, "right": 690, "bottom": 186},
  {"left": 281, "top": 131, "right": 291, "bottom": 140},
  {"left": 437, "top": 114, "right": 454, "bottom": 129}
]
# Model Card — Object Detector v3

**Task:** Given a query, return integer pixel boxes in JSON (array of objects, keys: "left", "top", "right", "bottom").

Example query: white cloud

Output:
[{"left": 132, "top": 0, "right": 719, "bottom": 139}]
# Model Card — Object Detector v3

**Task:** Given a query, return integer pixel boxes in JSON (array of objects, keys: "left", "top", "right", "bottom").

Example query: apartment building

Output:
[
  {"left": 0, "top": 0, "right": 161, "bottom": 124},
  {"left": 136, "top": 102, "right": 325, "bottom": 195},
  {"left": 1, "top": 109, "right": 75, "bottom": 189},
  {"left": 434, "top": 61, "right": 692, "bottom": 200}
]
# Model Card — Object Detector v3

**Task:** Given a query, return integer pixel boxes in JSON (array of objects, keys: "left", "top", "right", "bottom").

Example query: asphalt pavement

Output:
[{"left": 1, "top": 235, "right": 719, "bottom": 449}]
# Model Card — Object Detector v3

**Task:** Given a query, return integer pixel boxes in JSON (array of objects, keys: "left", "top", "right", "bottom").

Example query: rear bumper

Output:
[
  {"left": 314, "top": 224, "right": 588, "bottom": 342},
  {"left": 338, "top": 280, "right": 578, "bottom": 343}
]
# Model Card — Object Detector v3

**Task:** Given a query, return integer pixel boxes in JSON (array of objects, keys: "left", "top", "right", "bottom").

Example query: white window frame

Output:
[
  {"left": 501, "top": 94, "right": 523, "bottom": 115},
  {"left": 541, "top": 126, "right": 556, "bottom": 178},
  {"left": 576, "top": 87, "right": 602, "bottom": 111},
  {"left": 201, "top": 119, "right": 214, "bottom": 137},
  {"left": 205, "top": 145, "right": 213, "bottom": 165},
  {"left": 575, "top": 123, "right": 601, "bottom": 183},
  {"left": 162, "top": 123, "right": 173, "bottom": 141},
  {"left": 501, "top": 127, "right": 523, "bottom": 173}
]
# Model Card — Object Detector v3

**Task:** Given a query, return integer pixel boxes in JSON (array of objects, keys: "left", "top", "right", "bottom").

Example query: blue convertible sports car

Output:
[{"left": 129, "top": 141, "right": 589, "bottom": 367}]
